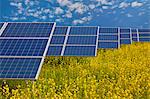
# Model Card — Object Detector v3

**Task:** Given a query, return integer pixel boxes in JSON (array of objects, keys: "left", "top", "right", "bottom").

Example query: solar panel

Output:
[
  {"left": 138, "top": 29, "right": 150, "bottom": 32},
  {"left": 139, "top": 38, "right": 150, "bottom": 42},
  {"left": 100, "top": 28, "right": 118, "bottom": 33},
  {"left": 139, "top": 33, "right": 150, "bottom": 37},
  {"left": 64, "top": 46, "right": 96, "bottom": 56},
  {"left": 50, "top": 36, "right": 65, "bottom": 44},
  {"left": 53, "top": 27, "right": 68, "bottom": 35},
  {"left": 98, "top": 27, "right": 119, "bottom": 48},
  {"left": 67, "top": 36, "right": 97, "bottom": 45},
  {"left": 69, "top": 27, "right": 97, "bottom": 35},
  {"left": 0, "top": 39, "right": 48, "bottom": 56},
  {"left": 46, "top": 46, "right": 63, "bottom": 56},
  {"left": 99, "top": 35, "right": 118, "bottom": 40},
  {"left": 47, "top": 26, "right": 98, "bottom": 56},
  {"left": 0, "top": 58, "right": 41, "bottom": 79},
  {"left": 120, "top": 29, "right": 130, "bottom": 33},
  {"left": 120, "top": 39, "right": 131, "bottom": 44},
  {"left": 120, "top": 34, "right": 130, "bottom": 38},
  {"left": 1, "top": 23, "right": 54, "bottom": 37},
  {"left": 98, "top": 42, "right": 118, "bottom": 48},
  {"left": 0, "top": 22, "right": 56, "bottom": 79}
]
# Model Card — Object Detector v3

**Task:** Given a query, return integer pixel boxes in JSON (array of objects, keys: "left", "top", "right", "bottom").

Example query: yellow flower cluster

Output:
[{"left": 0, "top": 42, "right": 150, "bottom": 98}]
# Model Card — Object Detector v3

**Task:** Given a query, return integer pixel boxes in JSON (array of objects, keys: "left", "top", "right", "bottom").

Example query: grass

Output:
[{"left": 0, "top": 42, "right": 150, "bottom": 99}]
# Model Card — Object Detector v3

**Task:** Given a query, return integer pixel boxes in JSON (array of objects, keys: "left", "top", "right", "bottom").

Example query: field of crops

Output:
[{"left": 0, "top": 42, "right": 150, "bottom": 99}]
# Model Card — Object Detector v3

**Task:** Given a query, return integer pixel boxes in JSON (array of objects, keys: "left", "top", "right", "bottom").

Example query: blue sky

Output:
[{"left": 0, "top": 0, "right": 150, "bottom": 28}]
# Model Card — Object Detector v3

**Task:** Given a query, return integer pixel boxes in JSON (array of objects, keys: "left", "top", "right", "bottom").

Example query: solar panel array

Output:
[
  {"left": 138, "top": 29, "right": 150, "bottom": 42},
  {"left": 0, "top": 22, "right": 149, "bottom": 80},
  {"left": 0, "top": 22, "right": 55, "bottom": 79},
  {"left": 47, "top": 26, "right": 99, "bottom": 56},
  {"left": 98, "top": 28, "right": 119, "bottom": 48}
]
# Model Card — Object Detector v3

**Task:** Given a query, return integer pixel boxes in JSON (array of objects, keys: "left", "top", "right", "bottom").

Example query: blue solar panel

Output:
[
  {"left": 132, "top": 38, "right": 138, "bottom": 42},
  {"left": 0, "top": 23, "right": 4, "bottom": 29},
  {"left": 64, "top": 46, "right": 96, "bottom": 56},
  {"left": 69, "top": 27, "right": 98, "bottom": 35},
  {"left": 46, "top": 46, "right": 63, "bottom": 56},
  {"left": 50, "top": 36, "right": 65, "bottom": 44},
  {"left": 0, "top": 58, "right": 41, "bottom": 79},
  {"left": 99, "top": 35, "right": 118, "bottom": 40},
  {"left": 67, "top": 36, "right": 97, "bottom": 45},
  {"left": 120, "top": 39, "right": 131, "bottom": 44},
  {"left": 120, "top": 29, "right": 130, "bottom": 33},
  {"left": 131, "top": 29, "right": 137, "bottom": 32},
  {"left": 98, "top": 42, "right": 118, "bottom": 48},
  {"left": 139, "top": 33, "right": 150, "bottom": 37},
  {"left": 132, "top": 33, "right": 137, "bottom": 37},
  {"left": 1, "top": 23, "right": 54, "bottom": 37},
  {"left": 138, "top": 29, "right": 150, "bottom": 32},
  {"left": 53, "top": 27, "right": 68, "bottom": 35},
  {"left": 0, "top": 39, "right": 48, "bottom": 56},
  {"left": 120, "top": 34, "right": 130, "bottom": 38},
  {"left": 139, "top": 38, "right": 150, "bottom": 42},
  {"left": 100, "top": 28, "right": 118, "bottom": 33}
]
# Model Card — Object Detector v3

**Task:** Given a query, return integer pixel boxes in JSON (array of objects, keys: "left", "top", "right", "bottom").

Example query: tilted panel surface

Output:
[
  {"left": 67, "top": 36, "right": 97, "bottom": 45},
  {"left": 0, "top": 39, "right": 48, "bottom": 56},
  {"left": 64, "top": 46, "right": 96, "bottom": 56},
  {"left": 0, "top": 58, "right": 41, "bottom": 79},
  {"left": 1, "top": 23, "right": 54, "bottom": 37},
  {"left": 53, "top": 27, "right": 68, "bottom": 35},
  {"left": 69, "top": 27, "right": 98, "bottom": 35}
]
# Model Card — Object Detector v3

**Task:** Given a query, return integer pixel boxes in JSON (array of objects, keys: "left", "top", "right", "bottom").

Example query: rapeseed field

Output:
[{"left": 0, "top": 42, "right": 150, "bottom": 99}]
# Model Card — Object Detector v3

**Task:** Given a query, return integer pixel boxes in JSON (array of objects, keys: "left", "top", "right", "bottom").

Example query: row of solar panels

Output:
[{"left": 0, "top": 22, "right": 149, "bottom": 80}]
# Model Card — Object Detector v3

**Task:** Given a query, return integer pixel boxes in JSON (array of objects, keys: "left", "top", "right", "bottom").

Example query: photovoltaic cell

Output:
[
  {"left": 50, "top": 36, "right": 65, "bottom": 44},
  {"left": 0, "top": 58, "right": 41, "bottom": 79},
  {"left": 138, "top": 29, "right": 150, "bottom": 32},
  {"left": 98, "top": 42, "right": 118, "bottom": 48},
  {"left": 69, "top": 27, "right": 98, "bottom": 35},
  {"left": 53, "top": 27, "right": 68, "bottom": 35},
  {"left": 139, "top": 33, "right": 150, "bottom": 37},
  {"left": 120, "top": 34, "right": 130, "bottom": 38},
  {"left": 120, "top": 39, "right": 131, "bottom": 44},
  {"left": 99, "top": 28, "right": 118, "bottom": 33},
  {"left": 1, "top": 23, "right": 54, "bottom": 37},
  {"left": 120, "top": 29, "right": 130, "bottom": 33},
  {"left": 139, "top": 38, "right": 150, "bottom": 42},
  {"left": 98, "top": 35, "right": 118, "bottom": 40},
  {"left": 67, "top": 36, "right": 97, "bottom": 45},
  {"left": 0, "top": 39, "right": 48, "bottom": 56},
  {"left": 132, "top": 38, "right": 138, "bottom": 42},
  {"left": 64, "top": 46, "right": 96, "bottom": 56},
  {"left": 46, "top": 46, "right": 63, "bottom": 56}
]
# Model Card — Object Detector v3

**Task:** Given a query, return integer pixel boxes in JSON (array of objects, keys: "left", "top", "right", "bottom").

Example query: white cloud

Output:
[
  {"left": 89, "top": 4, "right": 96, "bottom": 9},
  {"left": 55, "top": 7, "right": 64, "bottom": 14},
  {"left": 119, "top": 2, "right": 130, "bottom": 9},
  {"left": 73, "top": 16, "right": 92, "bottom": 25},
  {"left": 68, "top": 2, "right": 88, "bottom": 14},
  {"left": 126, "top": 13, "right": 133, "bottom": 17},
  {"left": 57, "top": 0, "right": 72, "bottom": 6},
  {"left": 64, "top": 11, "right": 72, "bottom": 18},
  {"left": 131, "top": 1, "right": 143, "bottom": 7}
]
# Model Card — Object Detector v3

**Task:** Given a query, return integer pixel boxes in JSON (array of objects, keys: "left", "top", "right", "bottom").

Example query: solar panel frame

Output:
[{"left": 0, "top": 22, "right": 8, "bottom": 36}]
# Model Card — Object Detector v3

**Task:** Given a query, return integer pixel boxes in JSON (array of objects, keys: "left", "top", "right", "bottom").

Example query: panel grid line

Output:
[
  {"left": 95, "top": 26, "right": 99, "bottom": 56},
  {"left": 130, "top": 28, "right": 132, "bottom": 44},
  {"left": 118, "top": 27, "right": 120, "bottom": 48},
  {"left": 61, "top": 26, "right": 71, "bottom": 56}
]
